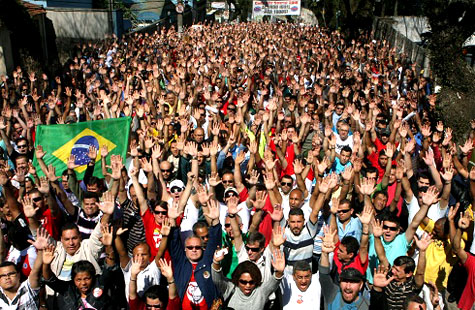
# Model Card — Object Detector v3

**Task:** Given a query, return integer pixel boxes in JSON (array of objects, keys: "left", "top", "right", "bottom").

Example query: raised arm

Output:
[
  {"left": 413, "top": 233, "right": 432, "bottom": 288},
  {"left": 356, "top": 202, "right": 373, "bottom": 265},
  {"left": 405, "top": 186, "right": 437, "bottom": 243},
  {"left": 371, "top": 218, "right": 389, "bottom": 268}
]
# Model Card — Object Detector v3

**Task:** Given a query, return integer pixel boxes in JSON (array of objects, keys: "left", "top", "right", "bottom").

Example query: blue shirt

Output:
[{"left": 337, "top": 216, "right": 362, "bottom": 242}]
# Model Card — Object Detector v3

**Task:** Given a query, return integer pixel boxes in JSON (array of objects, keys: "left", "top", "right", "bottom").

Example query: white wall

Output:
[
  {"left": 46, "top": 8, "right": 112, "bottom": 39},
  {"left": 0, "top": 26, "right": 14, "bottom": 76}
]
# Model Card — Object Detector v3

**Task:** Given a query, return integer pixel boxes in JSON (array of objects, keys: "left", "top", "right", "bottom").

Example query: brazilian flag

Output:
[{"left": 33, "top": 117, "right": 131, "bottom": 179}]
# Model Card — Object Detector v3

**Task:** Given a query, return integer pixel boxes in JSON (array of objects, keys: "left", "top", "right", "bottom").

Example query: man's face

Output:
[
  {"left": 62, "top": 174, "right": 70, "bottom": 190},
  {"left": 245, "top": 241, "right": 264, "bottom": 262},
  {"left": 433, "top": 219, "right": 445, "bottom": 239},
  {"left": 222, "top": 173, "right": 234, "bottom": 189},
  {"left": 388, "top": 168, "right": 396, "bottom": 184},
  {"left": 372, "top": 193, "right": 387, "bottom": 211},
  {"left": 0, "top": 202, "right": 13, "bottom": 222},
  {"left": 16, "top": 140, "right": 28, "bottom": 154},
  {"left": 366, "top": 172, "right": 377, "bottom": 183},
  {"left": 185, "top": 237, "right": 203, "bottom": 263},
  {"left": 380, "top": 134, "right": 390, "bottom": 144},
  {"left": 293, "top": 270, "right": 312, "bottom": 292},
  {"left": 86, "top": 183, "right": 99, "bottom": 193},
  {"left": 15, "top": 157, "right": 27, "bottom": 171},
  {"left": 288, "top": 215, "right": 305, "bottom": 236},
  {"left": 29, "top": 192, "right": 44, "bottom": 211},
  {"left": 133, "top": 244, "right": 151, "bottom": 269},
  {"left": 61, "top": 228, "right": 81, "bottom": 255},
  {"left": 340, "top": 150, "right": 351, "bottom": 165},
  {"left": 339, "top": 280, "right": 363, "bottom": 303},
  {"left": 337, "top": 202, "right": 353, "bottom": 222},
  {"left": 193, "top": 128, "right": 205, "bottom": 143},
  {"left": 406, "top": 302, "right": 426, "bottom": 310},
  {"left": 337, "top": 244, "right": 353, "bottom": 263},
  {"left": 378, "top": 154, "right": 389, "bottom": 169},
  {"left": 382, "top": 221, "right": 400, "bottom": 242},
  {"left": 169, "top": 186, "right": 183, "bottom": 200},
  {"left": 170, "top": 142, "right": 179, "bottom": 157},
  {"left": 335, "top": 104, "right": 344, "bottom": 116},
  {"left": 82, "top": 198, "right": 99, "bottom": 217},
  {"left": 391, "top": 264, "right": 411, "bottom": 282},
  {"left": 0, "top": 266, "right": 20, "bottom": 291},
  {"left": 338, "top": 125, "right": 350, "bottom": 140},
  {"left": 280, "top": 177, "right": 293, "bottom": 195},
  {"left": 145, "top": 297, "right": 163, "bottom": 309},
  {"left": 74, "top": 271, "right": 93, "bottom": 296},
  {"left": 417, "top": 177, "right": 430, "bottom": 189},
  {"left": 195, "top": 227, "right": 209, "bottom": 247},
  {"left": 289, "top": 190, "right": 303, "bottom": 209},
  {"left": 153, "top": 205, "right": 168, "bottom": 225},
  {"left": 160, "top": 163, "right": 173, "bottom": 181}
]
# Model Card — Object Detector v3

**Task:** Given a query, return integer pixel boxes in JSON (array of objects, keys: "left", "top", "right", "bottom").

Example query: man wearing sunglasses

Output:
[{"left": 219, "top": 187, "right": 250, "bottom": 233}]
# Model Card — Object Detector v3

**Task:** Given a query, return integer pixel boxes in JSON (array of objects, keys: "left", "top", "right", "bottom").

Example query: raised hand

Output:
[
  {"left": 267, "top": 204, "right": 284, "bottom": 222},
  {"left": 37, "top": 177, "right": 50, "bottom": 194},
  {"left": 440, "top": 167, "right": 454, "bottom": 182},
  {"left": 35, "top": 145, "right": 46, "bottom": 159},
  {"left": 213, "top": 247, "right": 228, "bottom": 263},
  {"left": 371, "top": 218, "right": 384, "bottom": 238},
  {"left": 250, "top": 191, "right": 268, "bottom": 211},
  {"left": 45, "top": 165, "right": 58, "bottom": 182},
  {"left": 130, "top": 257, "right": 142, "bottom": 277},
  {"left": 227, "top": 196, "right": 241, "bottom": 215},
  {"left": 357, "top": 177, "right": 376, "bottom": 196},
  {"left": 97, "top": 191, "right": 115, "bottom": 215},
  {"left": 341, "top": 165, "right": 353, "bottom": 182},
  {"left": 158, "top": 258, "right": 173, "bottom": 280},
  {"left": 272, "top": 226, "right": 286, "bottom": 248},
  {"left": 151, "top": 144, "right": 163, "bottom": 160},
  {"left": 88, "top": 145, "right": 98, "bottom": 161},
  {"left": 245, "top": 170, "right": 260, "bottom": 186},
  {"left": 293, "top": 159, "right": 304, "bottom": 175},
  {"left": 373, "top": 265, "right": 395, "bottom": 288},
  {"left": 161, "top": 217, "right": 171, "bottom": 237},
  {"left": 421, "top": 186, "right": 439, "bottom": 206},
  {"left": 318, "top": 176, "right": 331, "bottom": 194},
  {"left": 458, "top": 211, "right": 471, "bottom": 230},
  {"left": 139, "top": 157, "right": 153, "bottom": 173},
  {"left": 22, "top": 197, "right": 39, "bottom": 218},
  {"left": 67, "top": 154, "right": 80, "bottom": 170},
  {"left": 459, "top": 139, "right": 473, "bottom": 154},
  {"left": 423, "top": 149, "right": 435, "bottom": 167},
  {"left": 100, "top": 224, "right": 114, "bottom": 246},
  {"left": 271, "top": 249, "right": 286, "bottom": 273},
  {"left": 204, "top": 199, "right": 220, "bottom": 221},
  {"left": 357, "top": 203, "right": 373, "bottom": 225},
  {"left": 413, "top": 233, "right": 432, "bottom": 251},
  {"left": 43, "top": 243, "right": 56, "bottom": 265},
  {"left": 263, "top": 172, "right": 276, "bottom": 190},
  {"left": 28, "top": 227, "right": 51, "bottom": 250},
  {"left": 100, "top": 145, "right": 109, "bottom": 158}
]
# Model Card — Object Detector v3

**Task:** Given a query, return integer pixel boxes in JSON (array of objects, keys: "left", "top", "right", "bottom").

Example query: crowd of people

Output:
[{"left": 0, "top": 21, "right": 474, "bottom": 310}]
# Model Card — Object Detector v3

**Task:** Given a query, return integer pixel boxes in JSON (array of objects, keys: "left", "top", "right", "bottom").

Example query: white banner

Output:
[{"left": 252, "top": 0, "right": 301, "bottom": 16}]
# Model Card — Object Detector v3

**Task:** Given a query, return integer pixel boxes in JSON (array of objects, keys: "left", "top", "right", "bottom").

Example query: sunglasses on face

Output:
[
  {"left": 337, "top": 209, "right": 351, "bottom": 214},
  {"left": 161, "top": 168, "right": 173, "bottom": 173},
  {"left": 170, "top": 187, "right": 183, "bottom": 194},
  {"left": 222, "top": 180, "right": 234, "bottom": 184},
  {"left": 225, "top": 192, "right": 238, "bottom": 199},
  {"left": 145, "top": 304, "right": 162, "bottom": 309},
  {"left": 17, "top": 144, "right": 27, "bottom": 148},
  {"left": 185, "top": 246, "right": 203, "bottom": 251},
  {"left": 281, "top": 181, "right": 292, "bottom": 187},
  {"left": 245, "top": 246, "right": 261, "bottom": 253},
  {"left": 383, "top": 225, "right": 398, "bottom": 231},
  {"left": 32, "top": 197, "right": 43, "bottom": 202},
  {"left": 153, "top": 210, "right": 167, "bottom": 215},
  {"left": 239, "top": 279, "right": 255, "bottom": 286}
]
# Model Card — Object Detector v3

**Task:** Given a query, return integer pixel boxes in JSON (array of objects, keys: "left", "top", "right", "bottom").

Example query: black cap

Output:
[{"left": 339, "top": 268, "right": 365, "bottom": 282}]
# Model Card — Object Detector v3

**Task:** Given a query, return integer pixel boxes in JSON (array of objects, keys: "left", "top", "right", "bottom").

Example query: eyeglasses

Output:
[
  {"left": 281, "top": 182, "right": 292, "bottom": 187},
  {"left": 153, "top": 210, "right": 167, "bottom": 215},
  {"left": 337, "top": 209, "right": 351, "bottom": 214},
  {"left": 225, "top": 192, "right": 238, "bottom": 198},
  {"left": 170, "top": 187, "right": 183, "bottom": 194},
  {"left": 0, "top": 271, "right": 17, "bottom": 279},
  {"left": 199, "top": 234, "right": 209, "bottom": 240},
  {"left": 239, "top": 279, "right": 255, "bottom": 286},
  {"left": 383, "top": 225, "right": 398, "bottom": 231},
  {"left": 222, "top": 180, "right": 234, "bottom": 184},
  {"left": 185, "top": 246, "right": 203, "bottom": 251},
  {"left": 161, "top": 168, "right": 173, "bottom": 173},
  {"left": 245, "top": 246, "right": 261, "bottom": 253},
  {"left": 17, "top": 144, "right": 27, "bottom": 148},
  {"left": 146, "top": 304, "right": 162, "bottom": 309},
  {"left": 32, "top": 197, "right": 43, "bottom": 202},
  {"left": 224, "top": 223, "right": 231, "bottom": 228}
]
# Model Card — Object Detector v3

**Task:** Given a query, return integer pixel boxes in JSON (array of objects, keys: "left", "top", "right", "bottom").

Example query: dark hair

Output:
[
  {"left": 192, "top": 221, "right": 209, "bottom": 235},
  {"left": 83, "top": 191, "right": 99, "bottom": 201},
  {"left": 71, "top": 260, "right": 96, "bottom": 286},
  {"left": 0, "top": 261, "right": 19, "bottom": 272},
  {"left": 341, "top": 145, "right": 353, "bottom": 154},
  {"left": 364, "top": 166, "right": 379, "bottom": 178},
  {"left": 143, "top": 285, "right": 169, "bottom": 307},
  {"left": 340, "top": 236, "right": 360, "bottom": 258},
  {"left": 339, "top": 199, "right": 351, "bottom": 208},
  {"left": 61, "top": 222, "right": 80, "bottom": 235},
  {"left": 231, "top": 261, "right": 262, "bottom": 287},
  {"left": 293, "top": 261, "right": 311, "bottom": 274},
  {"left": 289, "top": 208, "right": 304, "bottom": 217},
  {"left": 373, "top": 190, "right": 388, "bottom": 200},
  {"left": 247, "top": 232, "right": 266, "bottom": 248},
  {"left": 403, "top": 294, "right": 425, "bottom": 309},
  {"left": 382, "top": 214, "right": 400, "bottom": 227},
  {"left": 154, "top": 200, "right": 169, "bottom": 211},
  {"left": 417, "top": 172, "right": 431, "bottom": 182},
  {"left": 281, "top": 174, "right": 293, "bottom": 181},
  {"left": 393, "top": 256, "right": 416, "bottom": 273},
  {"left": 87, "top": 176, "right": 101, "bottom": 187}
]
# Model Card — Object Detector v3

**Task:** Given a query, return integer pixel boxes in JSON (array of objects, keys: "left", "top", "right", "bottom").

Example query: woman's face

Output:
[
  {"left": 74, "top": 271, "right": 93, "bottom": 296},
  {"left": 238, "top": 272, "right": 256, "bottom": 296}
]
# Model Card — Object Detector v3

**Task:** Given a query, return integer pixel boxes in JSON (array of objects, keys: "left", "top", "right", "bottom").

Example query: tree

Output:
[{"left": 423, "top": 0, "right": 475, "bottom": 141}]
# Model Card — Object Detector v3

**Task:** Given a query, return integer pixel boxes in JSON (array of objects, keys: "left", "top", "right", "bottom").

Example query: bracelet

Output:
[
  {"left": 130, "top": 278, "right": 137, "bottom": 282},
  {"left": 228, "top": 213, "right": 236, "bottom": 218},
  {"left": 461, "top": 153, "right": 468, "bottom": 157},
  {"left": 213, "top": 260, "right": 220, "bottom": 265},
  {"left": 343, "top": 182, "right": 350, "bottom": 185},
  {"left": 362, "top": 232, "right": 369, "bottom": 235},
  {"left": 167, "top": 281, "right": 175, "bottom": 285},
  {"left": 396, "top": 179, "right": 402, "bottom": 183},
  {"left": 318, "top": 173, "right": 324, "bottom": 178}
]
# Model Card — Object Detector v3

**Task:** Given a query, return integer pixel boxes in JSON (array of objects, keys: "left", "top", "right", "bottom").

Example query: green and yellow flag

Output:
[{"left": 33, "top": 117, "right": 131, "bottom": 179}]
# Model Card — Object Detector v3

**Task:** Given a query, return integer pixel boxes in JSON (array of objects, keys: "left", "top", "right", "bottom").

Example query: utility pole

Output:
[{"left": 176, "top": 1, "right": 184, "bottom": 33}]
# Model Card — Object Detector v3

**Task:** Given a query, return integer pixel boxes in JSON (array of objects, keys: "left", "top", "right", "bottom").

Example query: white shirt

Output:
[
  {"left": 169, "top": 198, "right": 199, "bottom": 232},
  {"left": 406, "top": 194, "right": 447, "bottom": 237},
  {"left": 281, "top": 272, "right": 321, "bottom": 310},
  {"left": 219, "top": 202, "right": 250, "bottom": 233},
  {"left": 335, "top": 133, "right": 354, "bottom": 154},
  {"left": 282, "top": 201, "right": 312, "bottom": 222},
  {"left": 0, "top": 279, "right": 39, "bottom": 310},
  {"left": 122, "top": 260, "right": 161, "bottom": 300}
]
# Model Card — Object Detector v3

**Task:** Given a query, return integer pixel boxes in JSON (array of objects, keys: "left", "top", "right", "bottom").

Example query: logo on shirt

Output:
[
  {"left": 186, "top": 281, "right": 204, "bottom": 304},
  {"left": 297, "top": 295, "right": 304, "bottom": 304}
]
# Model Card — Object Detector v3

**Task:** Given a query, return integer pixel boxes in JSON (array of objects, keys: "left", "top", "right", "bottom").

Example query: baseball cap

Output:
[
  {"left": 169, "top": 179, "right": 185, "bottom": 190},
  {"left": 339, "top": 268, "right": 365, "bottom": 282},
  {"left": 224, "top": 187, "right": 239, "bottom": 197}
]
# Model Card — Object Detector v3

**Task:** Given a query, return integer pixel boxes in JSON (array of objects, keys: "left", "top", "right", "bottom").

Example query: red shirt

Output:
[
  {"left": 128, "top": 296, "right": 181, "bottom": 310},
  {"left": 141, "top": 209, "right": 171, "bottom": 261},
  {"left": 38, "top": 208, "right": 61, "bottom": 240},
  {"left": 182, "top": 263, "right": 207, "bottom": 310},
  {"left": 458, "top": 254, "right": 475, "bottom": 310},
  {"left": 333, "top": 241, "right": 369, "bottom": 275},
  {"left": 257, "top": 196, "right": 274, "bottom": 246}
]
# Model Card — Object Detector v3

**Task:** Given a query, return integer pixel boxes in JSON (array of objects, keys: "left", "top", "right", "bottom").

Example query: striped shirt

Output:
[
  {"left": 0, "top": 280, "right": 39, "bottom": 310},
  {"left": 283, "top": 218, "right": 319, "bottom": 273},
  {"left": 121, "top": 199, "right": 146, "bottom": 256},
  {"left": 384, "top": 277, "right": 420, "bottom": 310}
]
